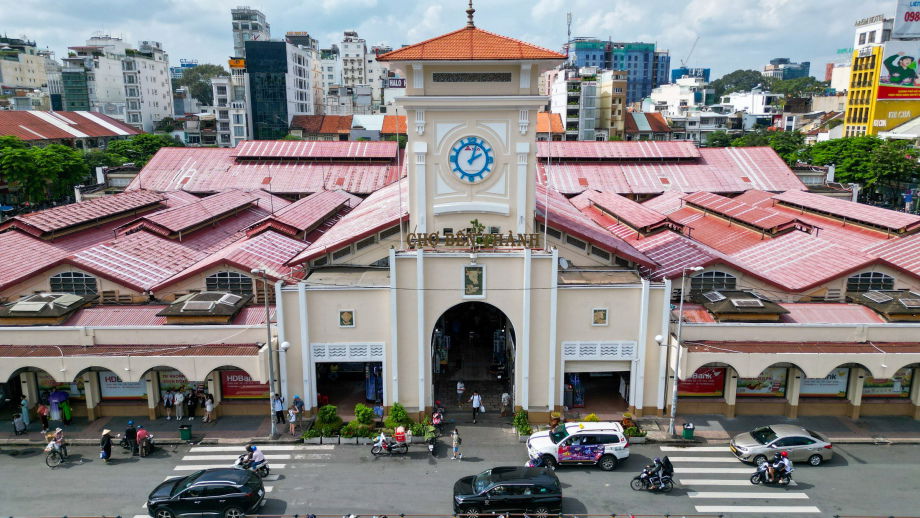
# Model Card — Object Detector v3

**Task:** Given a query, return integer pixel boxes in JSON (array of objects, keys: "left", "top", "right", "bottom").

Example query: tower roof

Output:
[{"left": 376, "top": 26, "right": 565, "bottom": 62}]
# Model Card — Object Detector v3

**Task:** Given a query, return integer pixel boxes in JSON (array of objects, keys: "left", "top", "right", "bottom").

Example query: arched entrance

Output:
[{"left": 432, "top": 302, "right": 515, "bottom": 410}]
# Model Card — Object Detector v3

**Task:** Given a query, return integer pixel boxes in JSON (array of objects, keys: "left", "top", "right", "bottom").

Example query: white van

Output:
[{"left": 526, "top": 422, "right": 629, "bottom": 471}]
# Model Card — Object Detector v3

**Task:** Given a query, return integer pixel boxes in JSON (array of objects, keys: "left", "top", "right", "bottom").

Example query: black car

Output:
[
  {"left": 147, "top": 468, "right": 264, "bottom": 518},
  {"left": 453, "top": 466, "right": 562, "bottom": 517}
]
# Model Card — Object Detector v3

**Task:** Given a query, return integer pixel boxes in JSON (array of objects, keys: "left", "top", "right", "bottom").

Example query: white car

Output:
[{"left": 526, "top": 421, "right": 629, "bottom": 471}]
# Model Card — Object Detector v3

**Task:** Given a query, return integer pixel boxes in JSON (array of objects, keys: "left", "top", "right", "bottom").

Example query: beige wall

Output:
[{"left": 1, "top": 263, "right": 143, "bottom": 302}]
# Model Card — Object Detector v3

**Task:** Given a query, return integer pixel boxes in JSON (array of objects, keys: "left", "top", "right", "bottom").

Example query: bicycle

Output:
[{"left": 44, "top": 442, "right": 68, "bottom": 468}]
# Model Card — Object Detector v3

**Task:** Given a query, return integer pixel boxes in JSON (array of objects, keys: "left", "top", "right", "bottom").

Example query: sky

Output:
[{"left": 1, "top": 0, "right": 893, "bottom": 80}]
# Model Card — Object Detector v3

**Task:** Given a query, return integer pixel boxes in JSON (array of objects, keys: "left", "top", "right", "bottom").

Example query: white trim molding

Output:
[
  {"left": 311, "top": 342, "right": 385, "bottom": 363},
  {"left": 561, "top": 341, "right": 638, "bottom": 361},
  {"left": 433, "top": 202, "right": 510, "bottom": 215}
]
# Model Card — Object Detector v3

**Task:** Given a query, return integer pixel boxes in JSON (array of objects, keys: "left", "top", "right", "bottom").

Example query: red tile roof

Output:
[
  {"left": 246, "top": 190, "right": 362, "bottom": 237},
  {"left": 121, "top": 190, "right": 258, "bottom": 237},
  {"left": 0, "top": 190, "right": 165, "bottom": 237},
  {"left": 773, "top": 189, "right": 920, "bottom": 233},
  {"left": 376, "top": 26, "right": 565, "bottom": 61},
  {"left": 625, "top": 112, "right": 672, "bottom": 134},
  {"left": 289, "top": 115, "right": 325, "bottom": 134},
  {"left": 536, "top": 112, "right": 564, "bottom": 134},
  {"left": 320, "top": 115, "right": 354, "bottom": 135},
  {"left": 0, "top": 110, "right": 141, "bottom": 141},
  {"left": 681, "top": 191, "right": 799, "bottom": 232},
  {"left": 233, "top": 140, "right": 395, "bottom": 159},
  {"left": 537, "top": 140, "right": 700, "bottom": 160},
  {"left": 63, "top": 305, "right": 168, "bottom": 326},
  {"left": 0, "top": 344, "right": 261, "bottom": 357},
  {"left": 571, "top": 190, "right": 668, "bottom": 231},
  {"left": 863, "top": 233, "right": 920, "bottom": 275},
  {"left": 381, "top": 115, "right": 407, "bottom": 134}
]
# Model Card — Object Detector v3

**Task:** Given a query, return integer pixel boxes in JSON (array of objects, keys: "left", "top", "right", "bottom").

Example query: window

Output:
[
  {"left": 590, "top": 246, "right": 611, "bottom": 261},
  {"left": 50, "top": 272, "right": 98, "bottom": 295},
  {"left": 205, "top": 271, "right": 253, "bottom": 295},
  {"left": 332, "top": 246, "right": 352, "bottom": 260},
  {"left": 356, "top": 236, "right": 376, "bottom": 250},
  {"left": 379, "top": 226, "right": 400, "bottom": 240},
  {"left": 690, "top": 271, "right": 737, "bottom": 293},
  {"left": 847, "top": 272, "right": 894, "bottom": 292},
  {"left": 566, "top": 235, "right": 587, "bottom": 250}
]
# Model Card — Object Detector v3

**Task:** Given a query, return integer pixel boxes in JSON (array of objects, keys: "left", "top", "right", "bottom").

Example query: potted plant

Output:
[
  {"left": 621, "top": 412, "right": 636, "bottom": 430},
  {"left": 314, "top": 404, "right": 343, "bottom": 444},
  {"left": 302, "top": 427, "right": 322, "bottom": 444},
  {"left": 624, "top": 425, "right": 647, "bottom": 443},
  {"left": 514, "top": 409, "right": 533, "bottom": 442}
]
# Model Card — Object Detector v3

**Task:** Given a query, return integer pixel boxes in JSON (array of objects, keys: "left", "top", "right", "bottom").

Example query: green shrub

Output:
[
  {"left": 314, "top": 404, "right": 343, "bottom": 436},
  {"left": 340, "top": 421, "right": 376, "bottom": 438},
  {"left": 584, "top": 413, "right": 600, "bottom": 422},
  {"left": 354, "top": 403, "right": 375, "bottom": 425},
  {"left": 301, "top": 428, "right": 320, "bottom": 439},
  {"left": 383, "top": 402, "right": 413, "bottom": 429},
  {"left": 513, "top": 409, "right": 532, "bottom": 436},
  {"left": 624, "top": 426, "right": 646, "bottom": 437},
  {"left": 409, "top": 422, "right": 426, "bottom": 437}
]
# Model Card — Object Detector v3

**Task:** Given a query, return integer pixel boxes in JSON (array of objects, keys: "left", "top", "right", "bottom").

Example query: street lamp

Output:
[
  {"left": 667, "top": 265, "right": 703, "bottom": 436},
  {"left": 252, "top": 268, "right": 278, "bottom": 439}
]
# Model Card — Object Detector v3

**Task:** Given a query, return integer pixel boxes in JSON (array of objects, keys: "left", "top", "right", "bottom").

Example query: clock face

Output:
[{"left": 449, "top": 136, "right": 494, "bottom": 183}]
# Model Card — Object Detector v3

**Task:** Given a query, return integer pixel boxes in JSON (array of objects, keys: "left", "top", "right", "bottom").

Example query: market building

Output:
[{"left": 1, "top": 10, "right": 920, "bottom": 424}]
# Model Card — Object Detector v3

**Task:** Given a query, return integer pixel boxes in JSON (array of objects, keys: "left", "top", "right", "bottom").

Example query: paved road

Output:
[{"left": 0, "top": 435, "right": 916, "bottom": 517}]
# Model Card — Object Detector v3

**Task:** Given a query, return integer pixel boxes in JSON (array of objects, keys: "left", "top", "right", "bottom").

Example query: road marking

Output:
[
  {"left": 263, "top": 474, "right": 281, "bottom": 481},
  {"left": 265, "top": 485, "right": 273, "bottom": 493},
  {"left": 174, "top": 463, "right": 287, "bottom": 471},
  {"left": 660, "top": 446, "right": 730, "bottom": 452},
  {"left": 189, "top": 445, "right": 333, "bottom": 452},
  {"left": 679, "top": 479, "right": 798, "bottom": 487},
  {"left": 675, "top": 467, "right": 753, "bottom": 474},
  {"left": 689, "top": 491, "right": 809, "bottom": 499},
  {"left": 141, "top": 503, "right": 146, "bottom": 509},
  {"left": 181, "top": 454, "right": 293, "bottom": 461},
  {"left": 667, "top": 456, "right": 741, "bottom": 463},
  {"left": 293, "top": 453, "right": 333, "bottom": 460},
  {"left": 695, "top": 506, "right": 820, "bottom": 513}
]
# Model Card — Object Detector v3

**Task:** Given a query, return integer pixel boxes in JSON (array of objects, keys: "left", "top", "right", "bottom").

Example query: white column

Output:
[
  {"left": 847, "top": 367, "right": 865, "bottom": 419},
  {"left": 724, "top": 367, "right": 738, "bottom": 418},
  {"left": 297, "top": 283, "right": 314, "bottom": 409},
  {"left": 388, "top": 248, "right": 399, "bottom": 405},
  {"left": 634, "top": 279, "right": 650, "bottom": 414},
  {"left": 416, "top": 250, "right": 426, "bottom": 411},
  {"left": 274, "top": 281, "right": 288, "bottom": 399},
  {"left": 145, "top": 372, "right": 158, "bottom": 419},
  {"left": 547, "top": 248, "right": 559, "bottom": 410},
  {"left": 414, "top": 141, "right": 427, "bottom": 233},
  {"left": 516, "top": 143, "right": 529, "bottom": 233},
  {"left": 910, "top": 368, "right": 920, "bottom": 420},
  {"left": 521, "top": 249, "right": 532, "bottom": 409},
  {"left": 657, "top": 279, "right": 672, "bottom": 412},
  {"left": 786, "top": 367, "right": 802, "bottom": 418},
  {"left": 83, "top": 372, "right": 99, "bottom": 421}
]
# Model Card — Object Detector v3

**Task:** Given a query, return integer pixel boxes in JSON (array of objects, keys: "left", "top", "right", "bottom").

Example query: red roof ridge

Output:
[{"left": 377, "top": 25, "right": 565, "bottom": 61}]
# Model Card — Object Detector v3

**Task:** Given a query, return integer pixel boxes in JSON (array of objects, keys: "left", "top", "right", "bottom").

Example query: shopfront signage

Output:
[
  {"left": 406, "top": 231, "right": 542, "bottom": 249},
  {"left": 737, "top": 367, "right": 787, "bottom": 397},
  {"left": 228, "top": 58, "right": 246, "bottom": 69},
  {"left": 220, "top": 370, "right": 269, "bottom": 399},
  {"left": 37, "top": 371, "right": 85, "bottom": 397},
  {"left": 678, "top": 367, "right": 726, "bottom": 397},
  {"left": 863, "top": 367, "right": 913, "bottom": 397},
  {"left": 894, "top": 1, "right": 920, "bottom": 39},
  {"left": 856, "top": 14, "right": 887, "bottom": 27},
  {"left": 801, "top": 368, "right": 849, "bottom": 397},
  {"left": 157, "top": 369, "right": 203, "bottom": 393},
  {"left": 99, "top": 370, "right": 147, "bottom": 400},
  {"left": 387, "top": 78, "right": 406, "bottom": 88}
]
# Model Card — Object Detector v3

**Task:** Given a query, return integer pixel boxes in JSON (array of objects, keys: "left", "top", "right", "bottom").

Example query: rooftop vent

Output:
[{"left": 730, "top": 298, "right": 764, "bottom": 308}]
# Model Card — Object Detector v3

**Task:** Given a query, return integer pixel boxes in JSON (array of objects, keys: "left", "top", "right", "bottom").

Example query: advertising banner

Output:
[
  {"left": 801, "top": 368, "right": 850, "bottom": 398},
  {"left": 737, "top": 367, "right": 788, "bottom": 397},
  {"left": 678, "top": 367, "right": 726, "bottom": 397},
  {"left": 863, "top": 367, "right": 913, "bottom": 398},
  {"left": 37, "top": 371, "right": 85, "bottom": 398},
  {"left": 157, "top": 370, "right": 204, "bottom": 393},
  {"left": 878, "top": 41, "right": 920, "bottom": 100},
  {"left": 220, "top": 370, "right": 269, "bottom": 399},
  {"left": 893, "top": 1, "right": 920, "bottom": 40},
  {"left": 99, "top": 370, "right": 147, "bottom": 400}
]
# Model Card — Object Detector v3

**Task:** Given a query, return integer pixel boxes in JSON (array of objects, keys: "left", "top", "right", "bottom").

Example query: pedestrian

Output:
[
  {"left": 456, "top": 380, "right": 465, "bottom": 407},
  {"left": 186, "top": 390, "right": 197, "bottom": 421},
  {"left": 272, "top": 394, "right": 285, "bottom": 424},
  {"left": 450, "top": 428, "right": 462, "bottom": 460},
  {"left": 19, "top": 395, "right": 30, "bottom": 429},
  {"left": 163, "top": 389, "right": 174, "bottom": 420},
  {"left": 203, "top": 394, "right": 215, "bottom": 423},
  {"left": 37, "top": 402, "right": 50, "bottom": 433},
  {"left": 469, "top": 391, "right": 482, "bottom": 424},
  {"left": 100, "top": 429, "right": 113, "bottom": 464},
  {"left": 287, "top": 404, "right": 299, "bottom": 435},
  {"left": 125, "top": 420, "right": 138, "bottom": 456},
  {"left": 293, "top": 395, "right": 305, "bottom": 427},
  {"left": 174, "top": 389, "right": 185, "bottom": 420},
  {"left": 500, "top": 391, "right": 511, "bottom": 417}
]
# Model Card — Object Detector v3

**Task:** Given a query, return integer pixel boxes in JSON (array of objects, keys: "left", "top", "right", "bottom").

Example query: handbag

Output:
[{"left": 480, "top": 404, "right": 486, "bottom": 413}]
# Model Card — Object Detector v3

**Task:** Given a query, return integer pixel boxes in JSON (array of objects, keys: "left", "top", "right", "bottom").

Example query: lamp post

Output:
[
  {"left": 252, "top": 268, "right": 278, "bottom": 439},
  {"left": 667, "top": 265, "right": 703, "bottom": 436}
]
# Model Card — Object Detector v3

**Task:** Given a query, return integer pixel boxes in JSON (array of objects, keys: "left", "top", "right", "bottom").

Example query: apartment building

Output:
[
  {"left": 245, "top": 40, "right": 322, "bottom": 139},
  {"left": 231, "top": 6, "right": 270, "bottom": 58},
  {"left": 648, "top": 76, "right": 715, "bottom": 117},
  {"left": 341, "top": 31, "right": 367, "bottom": 87},
  {"left": 0, "top": 37, "right": 48, "bottom": 90}
]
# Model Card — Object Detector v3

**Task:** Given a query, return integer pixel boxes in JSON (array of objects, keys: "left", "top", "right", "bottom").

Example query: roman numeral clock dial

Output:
[{"left": 449, "top": 136, "right": 494, "bottom": 183}]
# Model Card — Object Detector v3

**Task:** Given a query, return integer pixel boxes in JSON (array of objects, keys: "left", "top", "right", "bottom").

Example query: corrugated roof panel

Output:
[
  {"left": 774, "top": 189, "right": 920, "bottom": 232},
  {"left": 0, "top": 190, "right": 165, "bottom": 235}
]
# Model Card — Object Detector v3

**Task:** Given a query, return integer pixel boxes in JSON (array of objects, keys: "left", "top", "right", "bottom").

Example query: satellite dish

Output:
[{"left": 559, "top": 257, "right": 570, "bottom": 270}]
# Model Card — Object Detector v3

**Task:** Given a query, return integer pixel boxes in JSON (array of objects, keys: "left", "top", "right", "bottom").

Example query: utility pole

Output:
[{"left": 566, "top": 12, "right": 572, "bottom": 64}]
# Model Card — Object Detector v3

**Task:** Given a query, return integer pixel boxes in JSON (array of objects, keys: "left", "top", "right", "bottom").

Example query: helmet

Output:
[
  {"left": 780, "top": 451, "right": 788, "bottom": 458},
  {"left": 127, "top": 420, "right": 134, "bottom": 426},
  {"left": 773, "top": 452, "right": 782, "bottom": 460},
  {"left": 654, "top": 457, "right": 661, "bottom": 464},
  {"left": 137, "top": 425, "right": 144, "bottom": 429},
  {"left": 247, "top": 445, "right": 256, "bottom": 452}
]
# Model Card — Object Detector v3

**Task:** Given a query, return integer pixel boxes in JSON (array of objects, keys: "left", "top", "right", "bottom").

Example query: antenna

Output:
[{"left": 566, "top": 12, "right": 572, "bottom": 63}]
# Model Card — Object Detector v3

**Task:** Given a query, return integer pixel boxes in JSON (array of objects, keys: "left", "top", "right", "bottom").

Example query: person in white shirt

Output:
[
  {"left": 469, "top": 391, "right": 482, "bottom": 423},
  {"left": 456, "top": 380, "right": 466, "bottom": 407},
  {"left": 174, "top": 390, "right": 185, "bottom": 420},
  {"left": 500, "top": 392, "right": 511, "bottom": 417}
]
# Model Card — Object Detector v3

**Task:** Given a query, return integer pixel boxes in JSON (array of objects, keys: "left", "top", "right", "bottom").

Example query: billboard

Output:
[
  {"left": 862, "top": 367, "right": 913, "bottom": 398},
  {"left": 801, "top": 368, "right": 849, "bottom": 398},
  {"left": 220, "top": 370, "right": 269, "bottom": 399},
  {"left": 737, "top": 367, "right": 788, "bottom": 397},
  {"left": 678, "top": 367, "right": 726, "bottom": 397},
  {"left": 99, "top": 370, "right": 147, "bottom": 400},
  {"left": 894, "top": 1, "right": 920, "bottom": 40},
  {"left": 878, "top": 41, "right": 920, "bottom": 100}
]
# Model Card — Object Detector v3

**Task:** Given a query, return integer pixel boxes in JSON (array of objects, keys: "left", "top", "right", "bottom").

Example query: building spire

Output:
[{"left": 466, "top": 0, "right": 476, "bottom": 28}]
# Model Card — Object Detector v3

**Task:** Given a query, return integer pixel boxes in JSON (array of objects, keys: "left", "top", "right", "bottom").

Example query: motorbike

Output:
[
  {"left": 525, "top": 455, "right": 548, "bottom": 469},
  {"left": 750, "top": 460, "right": 792, "bottom": 486},
  {"left": 630, "top": 466, "right": 674, "bottom": 493},
  {"left": 426, "top": 435, "right": 438, "bottom": 456},
  {"left": 371, "top": 435, "right": 408, "bottom": 456},
  {"left": 233, "top": 454, "right": 271, "bottom": 478},
  {"left": 138, "top": 434, "right": 156, "bottom": 457}
]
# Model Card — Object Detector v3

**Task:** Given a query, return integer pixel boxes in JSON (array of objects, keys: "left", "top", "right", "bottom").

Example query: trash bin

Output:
[
  {"left": 179, "top": 424, "right": 192, "bottom": 441},
  {"left": 682, "top": 422, "right": 695, "bottom": 440}
]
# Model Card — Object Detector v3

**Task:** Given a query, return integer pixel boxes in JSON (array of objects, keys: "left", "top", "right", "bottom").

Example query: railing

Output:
[{"left": 13, "top": 515, "right": 920, "bottom": 518}]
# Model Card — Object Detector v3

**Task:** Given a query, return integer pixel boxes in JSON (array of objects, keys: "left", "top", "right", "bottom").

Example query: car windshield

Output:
[
  {"left": 173, "top": 472, "right": 202, "bottom": 496},
  {"left": 549, "top": 424, "right": 569, "bottom": 444},
  {"left": 473, "top": 470, "right": 493, "bottom": 494},
  {"left": 750, "top": 426, "right": 777, "bottom": 445}
]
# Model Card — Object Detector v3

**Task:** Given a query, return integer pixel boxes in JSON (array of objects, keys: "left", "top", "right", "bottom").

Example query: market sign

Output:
[
  {"left": 877, "top": 41, "right": 920, "bottom": 100},
  {"left": 893, "top": 1, "right": 920, "bottom": 39},
  {"left": 678, "top": 367, "right": 725, "bottom": 397},
  {"left": 737, "top": 367, "right": 787, "bottom": 397},
  {"left": 407, "top": 231, "right": 542, "bottom": 249},
  {"left": 801, "top": 368, "right": 849, "bottom": 398},
  {"left": 220, "top": 370, "right": 269, "bottom": 399},
  {"left": 37, "top": 371, "right": 85, "bottom": 398},
  {"left": 99, "top": 370, "right": 147, "bottom": 400},
  {"left": 863, "top": 367, "right": 913, "bottom": 398}
]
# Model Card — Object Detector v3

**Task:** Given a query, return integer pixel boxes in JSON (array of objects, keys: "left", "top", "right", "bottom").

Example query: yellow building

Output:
[{"left": 845, "top": 44, "right": 920, "bottom": 136}]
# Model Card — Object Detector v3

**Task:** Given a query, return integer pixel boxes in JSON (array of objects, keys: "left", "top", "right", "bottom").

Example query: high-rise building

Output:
[
  {"left": 550, "top": 66, "right": 601, "bottom": 141},
  {"left": 245, "top": 40, "right": 322, "bottom": 139},
  {"left": 231, "top": 6, "right": 270, "bottom": 58},
  {"left": 320, "top": 45, "right": 343, "bottom": 95},
  {"left": 598, "top": 69, "right": 627, "bottom": 140},
  {"left": 763, "top": 58, "right": 811, "bottom": 80},
  {"left": 671, "top": 66, "right": 711, "bottom": 83},
  {"left": 0, "top": 36, "right": 48, "bottom": 90},
  {"left": 170, "top": 59, "right": 199, "bottom": 80},
  {"left": 366, "top": 44, "right": 393, "bottom": 108},
  {"left": 341, "top": 31, "right": 367, "bottom": 87},
  {"left": 567, "top": 38, "right": 670, "bottom": 104}
]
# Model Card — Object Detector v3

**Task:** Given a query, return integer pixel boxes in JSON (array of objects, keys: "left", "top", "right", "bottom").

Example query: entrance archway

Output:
[{"left": 432, "top": 302, "right": 515, "bottom": 411}]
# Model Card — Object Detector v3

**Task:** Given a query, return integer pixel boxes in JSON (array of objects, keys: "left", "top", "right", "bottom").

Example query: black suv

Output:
[
  {"left": 146, "top": 468, "right": 264, "bottom": 518},
  {"left": 453, "top": 466, "right": 562, "bottom": 517}
]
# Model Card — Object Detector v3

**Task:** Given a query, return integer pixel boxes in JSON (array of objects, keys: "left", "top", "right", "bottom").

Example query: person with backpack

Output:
[
  {"left": 162, "top": 389, "right": 174, "bottom": 420},
  {"left": 450, "top": 428, "right": 462, "bottom": 460}
]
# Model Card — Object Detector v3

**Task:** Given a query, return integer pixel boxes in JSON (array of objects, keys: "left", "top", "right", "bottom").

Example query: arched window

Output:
[
  {"left": 690, "top": 271, "right": 737, "bottom": 293},
  {"left": 846, "top": 272, "right": 894, "bottom": 292},
  {"left": 206, "top": 271, "right": 253, "bottom": 295},
  {"left": 49, "top": 272, "right": 98, "bottom": 295}
]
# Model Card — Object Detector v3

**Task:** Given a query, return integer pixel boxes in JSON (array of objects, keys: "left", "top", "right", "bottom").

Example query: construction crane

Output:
[{"left": 680, "top": 35, "right": 700, "bottom": 68}]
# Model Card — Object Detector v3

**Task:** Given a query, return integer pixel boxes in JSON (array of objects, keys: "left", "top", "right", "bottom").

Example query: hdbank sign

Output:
[{"left": 894, "top": 0, "right": 920, "bottom": 39}]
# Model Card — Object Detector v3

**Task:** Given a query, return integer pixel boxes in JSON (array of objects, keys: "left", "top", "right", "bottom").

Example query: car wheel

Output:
[
  {"left": 532, "top": 506, "right": 552, "bottom": 518},
  {"left": 463, "top": 506, "right": 481, "bottom": 518},
  {"left": 808, "top": 454, "right": 823, "bottom": 466},
  {"left": 753, "top": 454, "right": 767, "bottom": 465},
  {"left": 598, "top": 454, "right": 617, "bottom": 471},
  {"left": 154, "top": 508, "right": 176, "bottom": 518},
  {"left": 541, "top": 454, "right": 558, "bottom": 470},
  {"left": 223, "top": 507, "right": 246, "bottom": 518}
]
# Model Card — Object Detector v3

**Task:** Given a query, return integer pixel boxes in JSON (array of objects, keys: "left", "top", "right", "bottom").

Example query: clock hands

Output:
[{"left": 467, "top": 150, "right": 483, "bottom": 165}]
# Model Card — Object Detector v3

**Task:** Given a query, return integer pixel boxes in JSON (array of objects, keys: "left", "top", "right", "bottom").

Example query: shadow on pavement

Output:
[{"left": 561, "top": 496, "right": 587, "bottom": 514}]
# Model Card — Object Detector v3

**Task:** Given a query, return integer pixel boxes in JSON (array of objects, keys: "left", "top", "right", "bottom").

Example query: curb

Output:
[
  {"left": 645, "top": 436, "right": 920, "bottom": 446},
  {"left": 0, "top": 436, "right": 304, "bottom": 447}
]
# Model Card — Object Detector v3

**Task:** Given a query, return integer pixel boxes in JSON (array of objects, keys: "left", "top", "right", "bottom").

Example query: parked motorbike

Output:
[
  {"left": 233, "top": 454, "right": 271, "bottom": 478},
  {"left": 750, "top": 460, "right": 792, "bottom": 486},
  {"left": 426, "top": 436, "right": 438, "bottom": 456},
  {"left": 525, "top": 454, "right": 547, "bottom": 469},
  {"left": 138, "top": 434, "right": 156, "bottom": 457},
  {"left": 371, "top": 435, "right": 408, "bottom": 456},
  {"left": 630, "top": 466, "right": 674, "bottom": 492}
]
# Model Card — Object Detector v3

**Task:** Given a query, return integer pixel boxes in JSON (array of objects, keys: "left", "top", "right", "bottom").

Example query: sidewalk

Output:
[{"left": 641, "top": 414, "right": 920, "bottom": 444}]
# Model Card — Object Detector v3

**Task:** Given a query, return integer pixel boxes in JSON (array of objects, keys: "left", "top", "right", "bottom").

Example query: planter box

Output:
[
  {"left": 321, "top": 436, "right": 340, "bottom": 445},
  {"left": 517, "top": 432, "right": 531, "bottom": 443},
  {"left": 339, "top": 437, "right": 358, "bottom": 445},
  {"left": 357, "top": 437, "right": 374, "bottom": 445},
  {"left": 303, "top": 436, "right": 322, "bottom": 444},
  {"left": 627, "top": 436, "right": 647, "bottom": 444}
]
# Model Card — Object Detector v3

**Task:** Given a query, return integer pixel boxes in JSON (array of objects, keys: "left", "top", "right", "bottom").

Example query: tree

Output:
[
  {"left": 704, "top": 130, "right": 733, "bottom": 147},
  {"left": 710, "top": 69, "right": 766, "bottom": 98},
  {"left": 767, "top": 130, "right": 806, "bottom": 165},
  {"left": 280, "top": 134, "right": 302, "bottom": 141},
  {"left": 172, "top": 64, "right": 230, "bottom": 106},
  {"left": 768, "top": 76, "right": 828, "bottom": 98},
  {"left": 83, "top": 150, "right": 127, "bottom": 169},
  {"left": 731, "top": 129, "right": 771, "bottom": 147},
  {"left": 800, "top": 136, "right": 883, "bottom": 185},
  {"left": 0, "top": 139, "right": 89, "bottom": 203},
  {"left": 106, "top": 133, "right": 184, "bottom": 168},
  {"left": 866, "top": 139, "right": 920, "bottom": 192},
  {"left": 154, "top": 117, "right": 181, "bottom": 133},
  {"left": 608, "top": 134, "right": 623, "bottom": 141}
]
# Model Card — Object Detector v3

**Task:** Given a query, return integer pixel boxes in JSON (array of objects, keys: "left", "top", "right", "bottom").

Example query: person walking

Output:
[
  {"left": 469, "top": 391, "right": 482, "bottom": 424},
  {"left": 287, "top": 404, "right": 299, "bottom": 435},
  {"left": 292, "top": 395, "right": 305, "bottom": 427},
  {"left": 19, "top": 395, "right": 30, "bottom": 430},
  {"left": 272, "top": 394, "right": 285, "bottom": 425},
  {"left": 186, "top": 390, "right": 197, "bottom": 421},
  {"left": 100, "top": 429, "right": 113, "bottom": 464},
  {"left": 450, "top": 428, "right": 462, "bottom": 460},
  {"left": 163, "top": 389, "right": 174, "bottom": 420},
  {"left": 203, "top": 394, "right": 215, "bottom": 423},
  {"left": 174, "top": 389, "right": 185, "bottom": 420},
  {"left": 456, "top": 380, "right": 466, "bottom": 407},
  {"left": 125, "top": 420, "right": 138, "bottom": 456},
  {"left": 500, "top": 391, "right": 512, "bottom": 417},
  {"left": 37, "top": 402, "right": 50, "bottom": 434}
]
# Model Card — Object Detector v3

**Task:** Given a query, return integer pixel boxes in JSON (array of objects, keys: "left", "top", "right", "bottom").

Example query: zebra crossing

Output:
[{"left": 659, "top": 445, "right": 821, "bottom": 515}]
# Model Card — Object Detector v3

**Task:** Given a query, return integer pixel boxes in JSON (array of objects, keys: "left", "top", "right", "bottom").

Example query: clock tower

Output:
[{"left": 377, "top": 3, "right": 564, "bottom": 237}]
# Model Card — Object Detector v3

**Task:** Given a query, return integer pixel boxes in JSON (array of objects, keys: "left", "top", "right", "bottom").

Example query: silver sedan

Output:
[{"left": 730, "top": 424, "right": 833, "bottom": 466}]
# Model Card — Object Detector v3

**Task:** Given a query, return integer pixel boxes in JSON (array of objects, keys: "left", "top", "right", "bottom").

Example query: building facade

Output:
[
  {"left": 648, "top": 76, "right": 715, "bottom": 117},
  {"left": 0, "top": 37, "right": 48, "bottom": 90},
  {"left": 550, "top": 66, "right": 601, "bottom": 141},
  {"left": 763, "top": 58, "right": 811, "bottom": 80},
  {"left": 245, "top": 40, "right": 322, "bottom": 140},
  {"left": 231, "top": 7, "right": 271, "bottom": 58},
  {"left": 341, "top": 31, "right": 367, "bottom": 88},
  {"left": 567, "top": 38, "right": 670, "bottom": 104}
]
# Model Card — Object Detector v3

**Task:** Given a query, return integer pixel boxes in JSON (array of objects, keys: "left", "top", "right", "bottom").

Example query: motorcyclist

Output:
[
  {"left": 136, "top": 425, "right": 151, "bottom": 456},
  {"left": 432, "top": 409, "right": 444, "bottom": 435},
  {"left": 647, "top": 457, "right": 664, "bottom": 489},
  {"left": 769, "top": 451, "right": 793, "bottom": 482},
  {"left": 243, "top": 444, "right": 266, "bottom": 471},
  {"left": 124, "top": 420, "right": 138, "bottom": 456}
]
